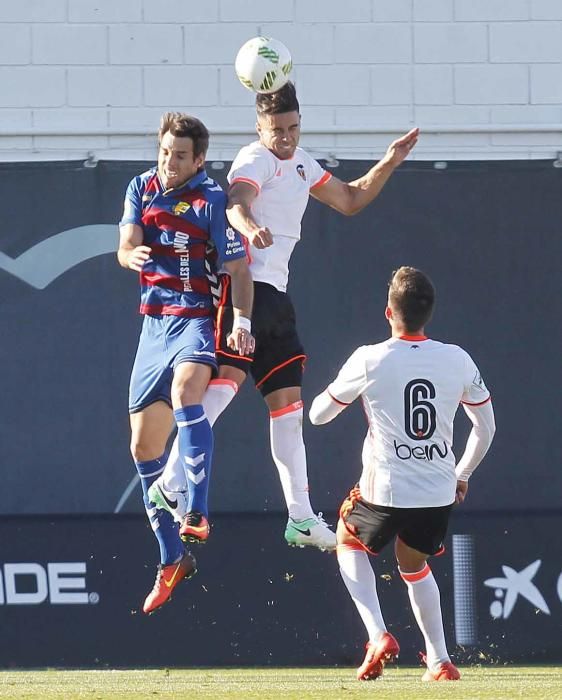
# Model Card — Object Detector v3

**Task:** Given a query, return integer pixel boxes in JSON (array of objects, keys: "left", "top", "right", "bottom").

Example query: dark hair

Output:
[
  {"left": 256, "top": 81, "right": 299, "bottom": 116},
  {"left": 158, "top": 112, "right": 209, "bottom": 158},
  {"left": 388, "top": 266, "right": 435, "bottom": 332}
]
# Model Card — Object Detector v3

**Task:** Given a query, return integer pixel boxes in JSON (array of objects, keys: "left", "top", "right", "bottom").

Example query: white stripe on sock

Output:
[
  {"left": 138, "top": 465, "right": 165, "bottom": 479},
  {"left": 177, "top": 414, "right": 207, "bottom": 427}
]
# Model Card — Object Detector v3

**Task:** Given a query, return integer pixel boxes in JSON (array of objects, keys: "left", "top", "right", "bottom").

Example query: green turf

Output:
[{"left": 0, "top": 666, "right": 560, "bottom": 699}]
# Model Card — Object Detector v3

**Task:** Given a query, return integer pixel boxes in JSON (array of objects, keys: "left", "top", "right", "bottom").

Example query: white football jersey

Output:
[
  {"left": 328, "top": 336, "right": 491, "bottom": 508},
  {"left": 227, "top": 141, "right": 331, "bottom": 292}
]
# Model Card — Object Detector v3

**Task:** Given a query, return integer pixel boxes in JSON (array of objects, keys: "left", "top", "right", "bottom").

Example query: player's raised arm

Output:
[
  {"left": 227, "top": 182, "right": 273, "bottom": 249},
  {"left": 454, "top": 400, "right": 496, "bottom": 504},
  {"left": 311, "top": 127, "right": 419, "bottom": 216},
  {"left": 117, "top": 223, "right": 152, "bottom": 272}
]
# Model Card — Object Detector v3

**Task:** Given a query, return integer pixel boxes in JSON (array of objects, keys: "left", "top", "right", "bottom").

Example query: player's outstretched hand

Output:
[
  {"left": 455, "top": 480, "right": 468, "bottom": 505},
  {"left": 248, "top": 227, "right": 273, "bottom": 249},
  {"left": 126, "top": 245, "right": 152, "bottom": 272},
  {"left": 227, "top": 329, "right": 255, "bottom": 356},
  {"left": 383, "top": 127, "right": 419, "bottom": 167}
]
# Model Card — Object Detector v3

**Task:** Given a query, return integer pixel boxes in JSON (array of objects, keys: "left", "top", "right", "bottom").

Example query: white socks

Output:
[
  {"left": 400, "top": 563, "right": 450, "bottom": 668},
  {"left": 161, "top": 379, "right": 238, "bottom": 493},
  {"left": 200, "top": 379, "right": 238, "bottom": 427},
  {"left": 337, "top": 545, "right": 387, "bottom": 644},
  {"left": 269, "top": 401, "right": 315, "bottom": 521},
  {"left": 337, "top": 543, "right": 450, "bottom": 669}
]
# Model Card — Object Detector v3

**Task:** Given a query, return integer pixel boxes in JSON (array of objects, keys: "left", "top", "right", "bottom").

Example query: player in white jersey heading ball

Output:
[
  {"left": 310, "top": 266, "right": 495, "bottom": 681},
  {"left": 151, "top": 82, "right": 418, "bottom": 551}
]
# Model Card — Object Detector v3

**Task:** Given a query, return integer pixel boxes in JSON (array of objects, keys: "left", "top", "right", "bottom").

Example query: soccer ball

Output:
[{"left": 235, "top": 36, "right": 292, "bottom": 94}]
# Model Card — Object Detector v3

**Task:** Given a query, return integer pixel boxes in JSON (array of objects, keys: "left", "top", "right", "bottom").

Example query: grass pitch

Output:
[{"left": 0, "top": 666, "right": 560, "bottom": 699}]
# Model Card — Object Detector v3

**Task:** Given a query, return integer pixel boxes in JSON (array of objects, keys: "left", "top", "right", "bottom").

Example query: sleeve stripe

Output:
[
  {"left": 328, "top": 389, "right": 350, "bottom": 406},
  {"left": 461, "top": 396, "right": 492, "bottom": 407},
  {"left": 310, "top": 171, "right": 332, "bottom": 190},
  {"left": 229, "top": 177, "right": 261, "bottom": 194}
]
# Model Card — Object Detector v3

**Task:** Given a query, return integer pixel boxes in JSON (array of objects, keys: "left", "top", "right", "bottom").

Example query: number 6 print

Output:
[{"left": 404, "top": 379, "right": 437, "bottom": 440}]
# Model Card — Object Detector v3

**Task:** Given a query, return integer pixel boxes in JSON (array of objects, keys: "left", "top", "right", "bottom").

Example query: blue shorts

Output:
[{"left": 129, "top": 314, "right": 217, "bottom": 413}]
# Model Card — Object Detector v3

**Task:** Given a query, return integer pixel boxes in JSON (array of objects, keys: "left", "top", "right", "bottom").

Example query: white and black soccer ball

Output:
[{"left": 235, "top": 36, "right": 293, "bottom": 94}]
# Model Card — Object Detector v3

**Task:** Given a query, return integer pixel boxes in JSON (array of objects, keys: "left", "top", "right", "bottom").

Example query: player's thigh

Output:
[
  {"left": 129, "top": 316, "right": 172, "bottom": 414},
  {"left": 129, "top": 400, "right": 175, "bottom": 461},
  {"left": 336, "top": 516, "right": 362, "bottom": 546},
  {"left": 250, "top": 284, "right": 306, "bottom": 397},
  {"left": 217, "top": 364, "right": 247, "bottom": 388},
  {"left": 172, "top": 361, "right": 213, "bottom": 407},
  {"left": 167, "top": 315, "right": 216, "bottom": 406},
  {"left": 394, "top": 537, "right": 428, "bottom": 572},
  {"left": 339, "top": 487, "right": 403, "bottom": 555},
  {"left": 397, "top": 505, "right": 453, "bottom": 558},
  {"left": 168, "top": 315, "right": 217, "bottom": 369}
]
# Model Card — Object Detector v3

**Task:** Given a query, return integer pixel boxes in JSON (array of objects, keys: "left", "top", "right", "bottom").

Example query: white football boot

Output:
[{"left": 284, "top": 512, "right": 336, "bottom": 551}]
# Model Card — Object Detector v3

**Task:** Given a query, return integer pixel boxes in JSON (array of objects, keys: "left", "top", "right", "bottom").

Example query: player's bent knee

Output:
[
  {"left": 129, "top": 429, "right": 154, "bottom": 462},
  {"left": 130, "top": 440, "right": 163, "bottom": 464},
  {"left": 395, "top": 537, "right": 428, "bottom": 573}
]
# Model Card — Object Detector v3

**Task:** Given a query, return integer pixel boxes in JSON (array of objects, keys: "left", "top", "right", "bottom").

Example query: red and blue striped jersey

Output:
[{"left": 120, "top": 167, "right": 246, "bottom": 317}]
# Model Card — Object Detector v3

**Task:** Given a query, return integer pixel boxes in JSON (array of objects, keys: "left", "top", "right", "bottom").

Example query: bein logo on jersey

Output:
[
  {"left": 393, "top": 439, "right": 448, "bottom": 461},
  {"left": 0, "top": 562, "right": 99, "bottom": 606}
]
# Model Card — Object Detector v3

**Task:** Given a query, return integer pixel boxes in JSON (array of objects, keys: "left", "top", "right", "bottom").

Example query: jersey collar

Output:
[
  {"left": 398, "top": 334, "right": 428, "bottom": 341},
  {"left": 158, "top": 168, "right": 208, "bottom": 194},
  {"left": 185, "top": 169, "right": 208, "bottom": 189}
]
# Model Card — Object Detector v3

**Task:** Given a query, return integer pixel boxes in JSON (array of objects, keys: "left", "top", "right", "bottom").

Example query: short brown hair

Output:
[
  {"left": 158, "top": 112, "right": 209, "bottom": 158},
  {"left": 388, "top": 266, "right": 435, "bottom": 332},
  {"left": 256, "top": 81, "right": 299, "bottom": 117}
]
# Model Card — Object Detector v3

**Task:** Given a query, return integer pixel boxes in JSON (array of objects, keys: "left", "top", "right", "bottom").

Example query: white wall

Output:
[{"left": 1, "top": 0, "right": 561, "bottom": 162}]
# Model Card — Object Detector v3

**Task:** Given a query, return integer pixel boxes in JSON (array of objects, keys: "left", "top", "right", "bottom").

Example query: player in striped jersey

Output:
[
  {"left": 151, "top": 82, "right": 418, "bottom": 552},
  {"left": 309, "top": 267, "right": 495, "bottom": 681},
  {"left": 118, "top": 112, "right": 253, "bottom": 614}
]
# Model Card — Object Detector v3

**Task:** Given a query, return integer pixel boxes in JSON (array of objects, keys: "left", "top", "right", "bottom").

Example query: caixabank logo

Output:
[
  {"left": 484, "top": 559, "right": 561, "bottom": 619},
  {"left": 0, "top": 562, "right": 99, "bottom": 606},
  {"left": 452, "top": 534, "right": 562, "bottom": 651}
]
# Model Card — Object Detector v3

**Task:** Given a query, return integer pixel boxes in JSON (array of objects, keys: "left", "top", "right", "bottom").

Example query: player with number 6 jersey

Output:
[
  {"left": 327, "top": 336, "right": 490, "bottom": 509},
  {"left": 309, "top": 267, "right": 495, "bottom": 683}
]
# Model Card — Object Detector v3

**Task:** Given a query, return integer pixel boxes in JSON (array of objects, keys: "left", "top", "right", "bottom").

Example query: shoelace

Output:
[{"left": 315, "top": 512, "right": 329, "bottom": 527}]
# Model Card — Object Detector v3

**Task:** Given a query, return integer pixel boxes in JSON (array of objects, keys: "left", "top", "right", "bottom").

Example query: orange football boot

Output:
[
  {"left": 357, "top": 631, "right": 400, "bottom": 681},
  {"left": 180, "top": 511, "right": 210, "bottom": 544},
  {"left": 422, "top": 661, "right": 461, "bottom": 681},
  {"left": 143, "top": 550, "right": 196, "bottom": 615}
]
